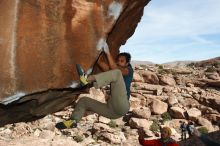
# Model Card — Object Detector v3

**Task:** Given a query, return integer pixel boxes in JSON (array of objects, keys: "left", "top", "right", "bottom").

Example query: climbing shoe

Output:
[
  {"left": 55, "top": 120, "right": 77, "bottom": 130},
  {"left": 76, "top": 64, "right": 89, "bottom": 86}
]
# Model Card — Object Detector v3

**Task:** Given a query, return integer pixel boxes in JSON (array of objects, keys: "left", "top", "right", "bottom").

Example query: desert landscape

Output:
[{"left": 0, "top": 57, "right": 219, "bottom": 146}]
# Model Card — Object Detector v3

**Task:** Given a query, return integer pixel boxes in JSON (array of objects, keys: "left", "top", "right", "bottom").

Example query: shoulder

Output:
[{"left": 127, "top": 64, "right": 134, "bottom": 73}]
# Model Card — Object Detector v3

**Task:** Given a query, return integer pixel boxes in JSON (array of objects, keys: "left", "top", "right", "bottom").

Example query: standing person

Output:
[
  {"left": 138, "top": 127, "right": 179, "bottom": 146},
  {"left": 187, "top": 120, "right": 195, "bottom": 138},
  {"left": 55, "top": 44, "right": 133, "bottom": 129},
  {"left": 180, "top": 121, "right": 187, "bottom": 140}
]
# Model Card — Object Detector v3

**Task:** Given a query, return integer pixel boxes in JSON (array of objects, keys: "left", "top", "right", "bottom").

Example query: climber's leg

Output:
[
  {"left": 56, "top": 69, "right": 129, "bottom": 130},
  {"left": 71, "top": 97, "right": 121, "bottom": 122},
  {"left": 93, "top": 69, "right": 130, "bottom": 116}
]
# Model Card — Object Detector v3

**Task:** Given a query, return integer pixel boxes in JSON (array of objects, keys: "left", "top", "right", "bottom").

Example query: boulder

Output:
[
  {"left": 0, "top": 136, "right": 82, "bottom": 146},
  {"left": 98, "top": 116, "right": 111, "bottom": 124},
  {"left": 179, "top": 98, "right": 200, "bottom": 108},
  {"left": 204, "top": 114, "right": 220, "bottom": 125},
  {"left": 133, "top": 72, "right": 144, "bottom": 82},
  {"left": 187, "top": 108, "right": 202, "bottom": 120},
  {"left": 167, "top": 96, "right": 178, "bottom": 106},
  {"left": 198, "top": 88, "right": 220, "bottom": 113},
  {"left": 129, "top": 118, "right": 153, "bottom": 129},
  {"left": 129, "top": 97, "right": 142, "bottom": 109},
  {"left": 0, "top": 0, "right": 151, "bottom": 126},
  {"left": 100, "top": 131, "right": 126, "bottom": 144},
  {"left": 205, "top": 72, "right": 219, "bottom": 80},
  {"left": 169, "top": 107, "right": 185, "bottom": 119},
  {"left": 150, "top": 99, "right": 168, "bottom": 115},
  {"left": 197, "top": 117, "right": 214, "bottom": 132},
  {"left": 132, "top": 107, "right": 151, "bottom": 119},
  {"left": 140, "top": 71, "right": 159, "bottom": 84},
  {"left": 93, "top": 123, "right": 115, "bottom": 133},
  {"left": 159, "top": 75, "right": 176, "bottom": 86}
]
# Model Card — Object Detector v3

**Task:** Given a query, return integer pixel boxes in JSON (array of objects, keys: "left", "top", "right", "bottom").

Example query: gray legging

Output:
[{"left": 71, "top": 69, "right": 130, "bottom": 122}]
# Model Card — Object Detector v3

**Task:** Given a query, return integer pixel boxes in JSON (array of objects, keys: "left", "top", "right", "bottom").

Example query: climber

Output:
[
  {"left": 55, "top": 43, "right": 133, "bottom": 129},
  {"left": 138, "top": 127, "right": 179, "bottom": 146}
]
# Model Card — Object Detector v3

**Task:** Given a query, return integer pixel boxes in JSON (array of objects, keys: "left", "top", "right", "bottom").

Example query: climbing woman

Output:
[{"left": 55, "top": 43, "right": 133, "bottom": 129}]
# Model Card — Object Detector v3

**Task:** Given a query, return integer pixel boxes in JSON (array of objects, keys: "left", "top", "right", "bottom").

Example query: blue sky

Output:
[{"left": 121, "top": 0, "right": 220, "bottom": 63}]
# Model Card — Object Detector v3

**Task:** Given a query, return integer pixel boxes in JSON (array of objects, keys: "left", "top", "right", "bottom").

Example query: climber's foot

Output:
[
  {"left": 55, "top": 120, "right": 77, "bottom": 130},
  {"left": 76, "top": 64, "right": 89, "bottom": 86}
]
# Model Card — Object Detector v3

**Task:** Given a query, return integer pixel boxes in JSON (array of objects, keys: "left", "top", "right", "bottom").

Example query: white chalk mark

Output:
[
  {"left": 96, "top": 38, "right": 109, "bottom": 52},
  {"left": 108, "top": 1, "right": 123, "bottom": 20},
  {"left": 86, "top": 67, "right": 93, "bottom": 76},
  {"left": 1, "top": 92, "right": 26, "bottom": 105},
  {"left": 69, "top": 81, "right": 80, "bottom": 88},
  {"left": 96, "top": 38, "right": 106, "bottom": 51},
  {"left": 10, "top": 0, "right": 19, "bottom": 86}
]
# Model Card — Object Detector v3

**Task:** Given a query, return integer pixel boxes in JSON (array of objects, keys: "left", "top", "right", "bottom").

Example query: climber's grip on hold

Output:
[{"left": 98, "top": 44, "right": 129, "bottom": 76}]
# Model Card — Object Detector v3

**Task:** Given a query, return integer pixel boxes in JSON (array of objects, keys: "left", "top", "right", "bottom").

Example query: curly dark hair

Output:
[{"left": 117, "top": 52, "right": 131, "bottom": 63}]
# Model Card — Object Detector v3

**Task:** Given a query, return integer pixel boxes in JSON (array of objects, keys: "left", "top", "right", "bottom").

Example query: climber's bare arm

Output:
[
  {"left": 106, "top": 53, "right": 129, "bottom": 76},
  {"left": 98, "top": 61, "right": 110, "bottom": 72}
]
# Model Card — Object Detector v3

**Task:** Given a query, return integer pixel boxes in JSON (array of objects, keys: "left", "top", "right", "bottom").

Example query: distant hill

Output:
[
  {"left": 132, "top": 56, "right": 220, "bottom": 67},
  {"left": 131, "top": 60, "right": 154, "bottom": 67},
  {"left": 195, "top": 57, "right": 220, "bottom": 67},
  {"left": 163, "top": 61, "right": 195, "bottom": 67}
]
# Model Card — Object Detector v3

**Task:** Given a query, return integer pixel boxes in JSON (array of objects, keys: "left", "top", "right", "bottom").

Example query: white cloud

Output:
[
  {"left": 121, "top": 0, "right": 220, "bottom": 63},
  {"left": 137, "top": 0, "right": 220, "bottom": 38}
]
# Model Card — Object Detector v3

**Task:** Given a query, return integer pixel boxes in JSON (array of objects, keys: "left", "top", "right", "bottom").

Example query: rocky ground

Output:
[{"left": 0, "top": 61, "right": 220, "bottom": 146}]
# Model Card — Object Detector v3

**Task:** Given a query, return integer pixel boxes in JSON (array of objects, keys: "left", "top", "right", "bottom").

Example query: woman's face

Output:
[
  {"left": 117, "top": 56, "right": 128, "bottom": 67},
  {"left": 161, "top": 128, "right": 170, "bottom": 139}
]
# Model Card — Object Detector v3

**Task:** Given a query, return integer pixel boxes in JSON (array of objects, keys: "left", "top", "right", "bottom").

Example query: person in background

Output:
[
  {"left": 138, "top": 127, "right": 179, "bottom": 146},
  {"left": 180, "top": 121, "right": 187, "bottom": 140},
  {"left": 187, "top": 120, "right": 195, "bottom": 138}
]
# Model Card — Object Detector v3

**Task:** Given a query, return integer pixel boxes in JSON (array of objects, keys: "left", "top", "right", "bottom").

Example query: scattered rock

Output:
[
  {"left": 159, "top": 75, "right": 176, "bottom": 86},
  {"left": 205, "top": 72, "right": 219, "bottom": 80},
  {"left": 204, "top": 114, "right": 220, "bottom": 125},
  {"left": 140, "top": 71, "right": 159, "bottom": 84},
  {"left": 187, "top": 108, "right": 202, "bottom": 120},
  {"left": 1, "top": 61, "right": 220, "bottom": 146},
  {"left": 129, "top": 97, "right": 142, "bottom": 109},
  {"left": 129, "top": 118, "right": 153, "bottom": 129},
  {"left": 151, "top": 99, "right": 168, "bottom": 115},
  {"left": 39, "top": 130, "right": 55, "bottom": 139},
  {"left": 169, "top": 107, "right": 185, "bottom": 119},
  {"left": 93, "top": 123, "right": 115, "bottom": 133},
  {"left": 133, "top": 72, "right": 145, "bottom": 82},
  {"left": 99, "top": 116, "right": 111, "bottom": 124},
  {"left": 33, "top": 129, "right": 41, "bottom": 137},
  {"left": 132, "top": 107, "right": 151, "bottom": 119},
  {"left": 197, "top": 117, "right": 214, "bottom": 132},
  {"left": 167, "top": 96, "right": 178, "bottom": 106},
  {"left": 100, "top": 131, "right": 126, "bottom": 144}
]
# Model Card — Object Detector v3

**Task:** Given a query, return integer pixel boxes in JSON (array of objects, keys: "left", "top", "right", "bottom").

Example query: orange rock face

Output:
[{"left": 0, "top": 0, "right": 150, "bottom": 125}]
